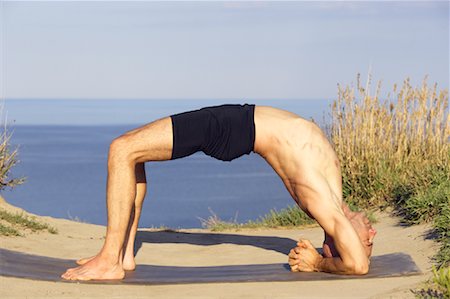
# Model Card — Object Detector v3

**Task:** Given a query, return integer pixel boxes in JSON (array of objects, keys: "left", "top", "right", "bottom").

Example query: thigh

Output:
[
  {"left": 171, "top": 108, "right": 210, "bottom": 160},
  {"left": 121, "top": 117, "right": 173, "bottom": 163}
]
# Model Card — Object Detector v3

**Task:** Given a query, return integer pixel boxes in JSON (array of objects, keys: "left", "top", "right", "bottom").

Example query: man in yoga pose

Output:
[{"left": 62, "top": 104, "right": 376, "bottom": 280}]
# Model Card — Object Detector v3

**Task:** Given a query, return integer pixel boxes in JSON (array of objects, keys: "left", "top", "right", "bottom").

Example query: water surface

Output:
[{"left": 3, "top": 99, "right": 332, "bottom": 228}]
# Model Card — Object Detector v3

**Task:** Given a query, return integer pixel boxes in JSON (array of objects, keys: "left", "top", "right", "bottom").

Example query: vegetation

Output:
[
  {"left": 431, "top": 266, "right": 450, "bottom": 299},
  {"left": 0, "top": 222, "right": 21, "bottom": 236},
  {"left": 200, "top": 204, "right": 376, "bottom": 231},
  {"left": 414, "top": 266, "right": 450, "bottom": 299},
  {"left": 0, "top": 104, "right": 35, "bottom": 237},
  {"left": 0, "top": 104, "right": 25, "bottom": 190},
  {"left": 329, "top": 75, "right": 449, "bottom": 297},
  {"left": 330, "top": 75, "right": 448, "bottom": 211},
  {"left": 0, "top": 208, "right": 58, "bottom": 236},
  {"left": 200, "top": 206, "right": 315, "bottom": 231}
]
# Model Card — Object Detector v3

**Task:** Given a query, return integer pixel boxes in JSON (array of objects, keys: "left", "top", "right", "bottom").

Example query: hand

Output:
[{"left": 288, "top": 239, "right": 323, "bottom": 272}]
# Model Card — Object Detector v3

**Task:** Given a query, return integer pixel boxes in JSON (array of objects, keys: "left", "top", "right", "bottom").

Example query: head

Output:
[
  {"left": 323, "top": 204, "right": 377, "bottom": 258},
  {"left": 347, "top": 210, "right": 377, "bottom": 257}
]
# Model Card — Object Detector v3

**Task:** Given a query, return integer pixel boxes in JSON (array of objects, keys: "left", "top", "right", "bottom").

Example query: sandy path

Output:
[{"left": 0, "top": 197, "right": 437, "bottom": 298}]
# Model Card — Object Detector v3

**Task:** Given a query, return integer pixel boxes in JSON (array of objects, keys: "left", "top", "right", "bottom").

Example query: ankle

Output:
[{"left": 98, "top": 251, "right": 122, "bottom": 265}]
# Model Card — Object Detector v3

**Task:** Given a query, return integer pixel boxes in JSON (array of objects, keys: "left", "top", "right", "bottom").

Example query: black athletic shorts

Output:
[{"left": 170, "top": 104, "right": 256, "bottom": 162}]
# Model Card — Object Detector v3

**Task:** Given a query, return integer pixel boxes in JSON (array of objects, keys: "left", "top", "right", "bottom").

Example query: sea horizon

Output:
[{"left": 3, "top": 98, "right": 333, "bottom": 126}]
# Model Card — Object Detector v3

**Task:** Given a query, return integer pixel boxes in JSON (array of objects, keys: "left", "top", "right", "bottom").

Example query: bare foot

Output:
[
  {"left": 76, "top": 255, "right": 95, "bottom": 266},
  {"left": 77, "top": 254, "right": 136, "bottom": 271},
  {"left": 61, "top": 256, "right": 125, "bottom": 281},
  {"left": 122, "top": 254, "right": 136, "bottom": 271}
]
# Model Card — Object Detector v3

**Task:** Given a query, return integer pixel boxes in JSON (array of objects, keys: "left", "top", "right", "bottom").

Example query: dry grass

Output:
[
  {"left": 0, "top": 103, "right": 25, "bottom": 191},
  {"left": 328, "top": 75, "right": 449, "bottom": 297},
  {"left": 329, "top": 74, "right": 449, "bottom": 208}
]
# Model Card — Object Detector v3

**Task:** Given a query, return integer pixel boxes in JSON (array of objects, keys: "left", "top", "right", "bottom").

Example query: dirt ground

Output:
[{"left": 0, "top": 197, "right": 438, "bottom": 298}]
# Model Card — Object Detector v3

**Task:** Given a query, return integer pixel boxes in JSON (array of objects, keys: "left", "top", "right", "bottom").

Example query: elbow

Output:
[
  {"left": 351, "top": 261, "right": 369, "bottom": 275},
  {"left": 344, "top": 259, "right": 369, "bottom": 275}
]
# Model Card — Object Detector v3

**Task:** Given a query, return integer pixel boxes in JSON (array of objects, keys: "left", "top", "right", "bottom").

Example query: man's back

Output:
[
  {"left": 253, "top": 107, "right": 372, "bottom": 274},
  {"left": 253, "top": 106, "right": 343, "bottom": 211}
]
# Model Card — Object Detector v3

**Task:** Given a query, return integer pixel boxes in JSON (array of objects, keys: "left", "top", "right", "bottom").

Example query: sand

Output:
[{"left": 0, "top": 196, "right": 438, "bottom": 299}]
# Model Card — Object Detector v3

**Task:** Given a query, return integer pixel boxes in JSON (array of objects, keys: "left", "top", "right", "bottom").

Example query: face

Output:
[{"left": 348, "top": 212, "right": 376, "bottom": 257}]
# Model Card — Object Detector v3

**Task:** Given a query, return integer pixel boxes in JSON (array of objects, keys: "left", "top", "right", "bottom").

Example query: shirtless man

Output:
[{"left": 61, "top": 104, "right": 376, "bottom": 280}]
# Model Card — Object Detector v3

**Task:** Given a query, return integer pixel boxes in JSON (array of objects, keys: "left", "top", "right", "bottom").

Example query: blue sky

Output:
[{"left": 1, "top": 1, "right": 449, "bottom": 101}]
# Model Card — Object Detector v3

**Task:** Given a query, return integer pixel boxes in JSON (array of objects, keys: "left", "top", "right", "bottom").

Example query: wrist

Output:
[{"left": 314, "top": 255, "right": 324, "bottom": 272}]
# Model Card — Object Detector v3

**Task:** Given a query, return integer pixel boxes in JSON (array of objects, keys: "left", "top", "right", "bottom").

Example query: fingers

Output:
[
  {"left": 288, "top": 247, "right": 303, "bottom": 272},
  {"left": 297, "top": 239, "right": 314, "bottom": 249},
  {"left": 288, "top": 257, "right": 299, "bottom": 266},
  {"left": 288, "top": 248, "right": 299, "bottom": 256},
  {"left": 302, "top": 239, "right": 314, "bottom": 249},
  {"left": 288, "top": 255, "right": 300, "bottom": 272},
  {"left": 297, "top": 239, "right": 308, "bottom": 249}
]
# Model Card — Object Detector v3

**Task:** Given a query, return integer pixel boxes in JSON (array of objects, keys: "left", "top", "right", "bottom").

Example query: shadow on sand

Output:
[{"left": 134, "top": 230, "right": 303, "bottom": 257}]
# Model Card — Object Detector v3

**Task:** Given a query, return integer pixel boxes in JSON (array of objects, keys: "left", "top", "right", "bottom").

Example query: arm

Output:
[
  {"left": 292, "top": 173, "right": 369, "bottom": 275},
  {"left": 316, "top": 214, "right": 369, "bottom": 274}
]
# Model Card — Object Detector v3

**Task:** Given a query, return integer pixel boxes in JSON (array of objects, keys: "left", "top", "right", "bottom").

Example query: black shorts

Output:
[{"left": 170, "top": 104, "right": 256, "bottom": 162}]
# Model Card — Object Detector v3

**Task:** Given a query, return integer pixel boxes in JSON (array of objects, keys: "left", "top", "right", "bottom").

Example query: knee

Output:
[{"left": 108, "top": 135, "right": 134, "bottom": 163}]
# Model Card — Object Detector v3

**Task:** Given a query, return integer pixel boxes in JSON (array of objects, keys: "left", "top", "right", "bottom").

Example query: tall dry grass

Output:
[
  {"left": 329, "top": 74, "right": 449, "bottom": 208},
  {"left": 328, "top": 75, "right": 450, "bottom": 283},
  {"left": 0, "top": 103, "right": 25, "bottom": 190}
]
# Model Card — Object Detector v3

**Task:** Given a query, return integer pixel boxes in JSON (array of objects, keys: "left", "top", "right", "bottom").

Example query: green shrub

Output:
[
  {"left": 0, "top": 208, "right": 58, "bottom": 236},
  {"left": 199, "top": 206, "right": 315, "bottom": 231}
]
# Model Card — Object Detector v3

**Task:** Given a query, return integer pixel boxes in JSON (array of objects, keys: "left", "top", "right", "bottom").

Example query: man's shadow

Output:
[{"left": 134, "top": 230, "right": 305, "bottom": 257}]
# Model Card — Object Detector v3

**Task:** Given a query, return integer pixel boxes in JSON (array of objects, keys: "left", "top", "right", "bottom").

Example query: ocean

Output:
[{"left": 2, "top": 99, "right": 332, "bottom": 228}]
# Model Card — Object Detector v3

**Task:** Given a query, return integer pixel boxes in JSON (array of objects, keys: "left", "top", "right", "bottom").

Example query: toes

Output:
[
  {"left": 65, "top": 270, "right": 86, "bottom": 281},
  {"left": 61, "top": 271, "right": 73, "bottom": 280},
  {"left": 61, "top": 271, "right": 70, "bottom": 280},
  {"left": 61, "top": 272, "right": 72, "bottom": 280},
  {"left": 61, "top": 266, "right": 82, "bottom": 280},
  {"left": 65, "top": 268, "right": 77, "bottom": 275}
]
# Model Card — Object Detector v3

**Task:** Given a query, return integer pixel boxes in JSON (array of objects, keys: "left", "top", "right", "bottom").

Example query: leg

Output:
[
  {"left": 122, "top": 162, "right": 146, "bottom": 270},
  {"left": 76, "top": 163, "right": 146, "bottom": 271},
  {"left": 62, "top": 117, "right": 173, "bottom": 280}
]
